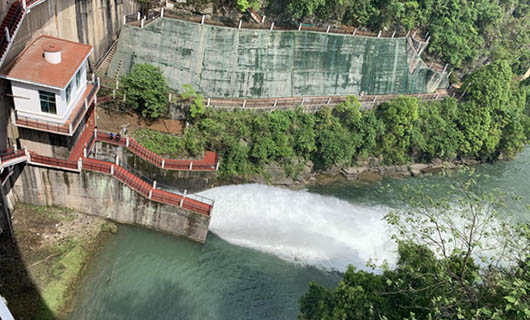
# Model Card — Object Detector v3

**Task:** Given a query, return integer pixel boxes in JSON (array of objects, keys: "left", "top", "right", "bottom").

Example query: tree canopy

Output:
[
  {"left": 298, "top": 171, "right": 530, "bottom": 319},
  {"left": 121, "top": 63, "right": 169, "bottom": 120}
]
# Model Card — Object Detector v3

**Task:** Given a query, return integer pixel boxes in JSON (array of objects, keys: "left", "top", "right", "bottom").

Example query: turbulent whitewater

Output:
[{"left": 200, "top": 184, "right": 396, "bottom": 271}]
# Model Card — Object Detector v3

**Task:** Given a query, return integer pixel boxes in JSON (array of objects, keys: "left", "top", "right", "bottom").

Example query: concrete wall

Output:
[
  {"left": 5, "top": 0, "right": 138, "bottom": 66},
  {"left": 0, "top": 0, "right": 137, "bottom": 153},
  {"left": 8, "top": 164, "right": 211, "bottom": 243},
  {"left": 93, "top": 142, "right": 218, "bottom": 193}
]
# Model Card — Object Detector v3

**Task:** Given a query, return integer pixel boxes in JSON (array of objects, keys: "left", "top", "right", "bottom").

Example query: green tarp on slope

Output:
[{"left": 108, "top": 18, "right": 448, "bottom": 98}]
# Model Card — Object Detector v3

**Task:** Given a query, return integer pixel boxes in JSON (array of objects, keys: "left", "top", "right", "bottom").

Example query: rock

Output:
[
  {"left": 422, "top": 164, "right": 443, "bottom": 174},
  {"left": 263, "top": 163, "right": 295, "bottom": 186},
  {"left": 410, "top": 169, "right": 421, "bottom": 177},
  {"left": 444, "top": 162, "right": 457, "bottom": 170},
  {"left": 341, "top": 166, "right": 367, "bottom": 181},
  {"left": 409, "top": 163, "right": 428, "bottom": 172},
  {"left": 109, "top": 223, "right": 118, "bottom": 234},
  {"left": 359, "top": 171, "right": 382, "bottom": 182}
]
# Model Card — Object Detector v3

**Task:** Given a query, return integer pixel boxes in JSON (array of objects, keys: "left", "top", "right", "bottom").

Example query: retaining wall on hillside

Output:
[
  {"left": 8, "top": 164, "right": 210, "bottom": 243},
  {"left": 109, "top": 18, "right": 448, "bottom": 98}
]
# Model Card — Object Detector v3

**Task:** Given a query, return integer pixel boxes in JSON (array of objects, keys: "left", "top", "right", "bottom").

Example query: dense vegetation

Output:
[
  {"left": 133, "top": 60, "right": 529, "bottom": 180},
  {"left": 298, "top": 173, "right": 530, "bottom": 319},
  {"left": 121, "top": 63, "right": 169, "bottom": 120}
]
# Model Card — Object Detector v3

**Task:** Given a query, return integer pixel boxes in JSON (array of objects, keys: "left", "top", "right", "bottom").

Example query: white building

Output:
[{"left": 0, "top": 35, "right": 98, "bottom": 158}]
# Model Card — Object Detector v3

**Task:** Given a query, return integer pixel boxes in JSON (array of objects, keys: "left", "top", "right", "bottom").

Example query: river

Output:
[{"left": 69, "top": 148, "right": 530, "bottom": 320}]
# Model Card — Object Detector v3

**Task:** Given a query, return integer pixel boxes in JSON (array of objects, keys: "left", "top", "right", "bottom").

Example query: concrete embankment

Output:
[
  {"left": 6, "top": 164, "right": 210, "bottom": 243},
  {"left": 0, "top": 203, "right": 113, "bottom": 319},
  {"left": 93, "top": 141, "right": 218, "bottom": 193}
]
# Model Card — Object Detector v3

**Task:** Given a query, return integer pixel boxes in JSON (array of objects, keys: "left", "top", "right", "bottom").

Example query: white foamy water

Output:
[{"left": 199, "top": 184, "right": 396, "bottom": 271}]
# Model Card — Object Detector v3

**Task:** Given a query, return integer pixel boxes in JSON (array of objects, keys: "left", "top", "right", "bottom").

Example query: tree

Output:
[
  {"left": 288, "top": 0, "right": 326, "bottom": 20},
  {"left": 299, "top": 170, "right": 530, "bottom": 319},
  {"left": 235, "top": 0, "right": 261, "bottom": 12},
  {"left": 121, "top": 63, "right": 169, "bottom": 120},
  {"left": 376, "top": 96, "right": 419, "bottom": 164}
]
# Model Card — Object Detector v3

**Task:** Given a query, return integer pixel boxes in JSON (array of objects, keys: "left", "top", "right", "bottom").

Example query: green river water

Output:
[{"left": 69, "top": 148, "right": 530, "bottom": 320}]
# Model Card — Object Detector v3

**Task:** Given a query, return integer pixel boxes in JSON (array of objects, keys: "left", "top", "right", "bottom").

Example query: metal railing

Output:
[
  {"left": 14, "top": 81, "right": 99, "bottom": 135},
  {"left": 95, "top": 130, "right": 218, "bottom": 171},
  {"left": 29, "top": 153, "right": 79, "bottom": 171},
  {"left": 206, "top": 91, "right": 448, "bottom": 110},
  {"left": 0, "top": 149, "right": 25, "bottom": 163}
]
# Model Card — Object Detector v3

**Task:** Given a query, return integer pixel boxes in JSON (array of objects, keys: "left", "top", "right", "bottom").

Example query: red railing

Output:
[
  {"left": 82, "top": 158, "right": 212, "bottom": 216},
  {"left": 0, "top": 149, "right": 26, "bottom": 163},
  {"left": 29, "top": 153, "right": 78, "bottom": 171},
  {"left": 95, "top": 131, "right": 218, "bottom": 171}
]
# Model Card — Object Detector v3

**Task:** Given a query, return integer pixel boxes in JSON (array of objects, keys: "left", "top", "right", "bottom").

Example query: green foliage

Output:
[
  {"left": 376, "top": 97, "right": 419, "bottom": 164},
  {"left": 133, "top": 62, "right": 526, "bottom": 178},
  {"left": 288, "top": 0, "right": 326, "bottom": 20},
  {"left": 181, "top": 84, "right": 206, "bottom": 122},
  {"left": 457, "top": 60, "right": 526, "bottom": 159},
  {"left": 121, "top": 63, "right": 169, "bottom": 120},
  {"left": 281, "top": 0, "right": 528, "bottom": 73},
  {"left": 236, "top": 0, "right": 261, "bottom": 12},
  {"left": 299, "top": 173, "right": 530, "bottom": 320}
]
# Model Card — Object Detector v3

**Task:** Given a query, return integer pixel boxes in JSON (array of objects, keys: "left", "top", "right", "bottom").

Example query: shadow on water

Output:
[
  {"left": 69, "top": 227, "right": 341, "bottom": 320},
  {"left": 0, "top": 234, "right": 55, "bottom": 319}
]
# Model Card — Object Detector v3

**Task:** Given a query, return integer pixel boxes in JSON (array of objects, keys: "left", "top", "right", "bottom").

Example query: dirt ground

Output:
[
  {"left": 96, "top": 106, "right": 183, "bottom": 135},
  {"left": 0, "top": 204, "right": 116, "bottom": 319}
]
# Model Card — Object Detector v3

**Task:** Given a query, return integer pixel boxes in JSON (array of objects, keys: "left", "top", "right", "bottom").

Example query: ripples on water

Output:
[{"left": 70, "top": 148, "right": 530, "bottom": 319}]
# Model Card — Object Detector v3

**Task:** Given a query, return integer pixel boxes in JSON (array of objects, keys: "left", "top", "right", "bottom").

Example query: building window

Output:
[
  {"left": 75, "top": 68, "right": 81, "bottom": 88},
  {"left": 66, "top": 81, "right": 72, "bottom": 103},
  {"left": 39, "top": 90, "right": 57, "bottom": 114}
]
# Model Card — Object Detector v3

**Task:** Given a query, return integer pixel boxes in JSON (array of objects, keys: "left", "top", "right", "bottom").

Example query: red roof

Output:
[{"left": 0, "top": 35, "right": 92, "bottom": 89}]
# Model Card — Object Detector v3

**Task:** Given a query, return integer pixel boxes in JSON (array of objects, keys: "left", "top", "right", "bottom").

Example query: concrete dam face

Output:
[{"left": 108, "top": 18, "right": 448, "bottom": 98}]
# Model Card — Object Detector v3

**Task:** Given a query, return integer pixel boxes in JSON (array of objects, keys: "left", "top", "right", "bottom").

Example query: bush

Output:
[{"left": 121, "top": 63, "right": 169, "bottom": 120}]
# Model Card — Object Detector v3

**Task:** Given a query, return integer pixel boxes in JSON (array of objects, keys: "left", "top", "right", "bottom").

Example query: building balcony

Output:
[{"left": 14, "top": 81, "right": 99, "bottom": 136}]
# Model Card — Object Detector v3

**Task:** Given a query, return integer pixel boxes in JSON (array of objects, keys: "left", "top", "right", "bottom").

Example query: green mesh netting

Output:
[{"left": 108, "top": 18, "right": 448, "bottom": 98}]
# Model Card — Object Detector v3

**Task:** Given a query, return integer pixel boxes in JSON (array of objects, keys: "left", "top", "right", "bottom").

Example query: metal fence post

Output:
[
  {"left": 110, "top": 165, "right": 114, "bottom": 175},
  {"left": 352, "top": 28, "right": 357, "bottom": 36},
  {"left": 78, "top": 158, "right": 82, "bottom": 171},
  {"left": 326, "top": 25, "right": 330, "bottom": 33},
  {"left": 161, "top": 159, "right": 165, "bottom": 168},
  {"left": 137, "top": 12, "right": 140, "bottom": 21},
  {"left": 201, "top": 15, "right": 205, "bottom": 24},
  {"left": 270, "top": 22, "right": 274, "bottom": 31},
  {"left": 215, "top": 161, "right": 220, "bottom": 171},
  {"left": 148, "top": 190, "right": 152, "bottom": 199},
  {"left": 189, "top": 162, "right": 193, "bottom": 170},
  {"left": 298, "top": 23, "right": 302, "bottom": 31},
  {"left": 161, "top": 8, "right": 164, "bottom": 18},
  {"left": 153, "top": 180, "right": 157, "bottom": 189},
  {"left": 126, "top": 137, "right": 129, "bottom": 147},
  {"left": 5, "top": 27, "right": 10, "bottom": 43},
  {"left": 238, "top": 20, "right": 242, "bottom": 30}
]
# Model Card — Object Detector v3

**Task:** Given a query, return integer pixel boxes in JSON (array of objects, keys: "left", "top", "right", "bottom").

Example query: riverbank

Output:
[{"left": 0, "top": 204, "right": 117, "bottom": 319}]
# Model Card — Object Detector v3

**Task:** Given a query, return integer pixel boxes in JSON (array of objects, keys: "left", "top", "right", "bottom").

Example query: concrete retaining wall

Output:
[
  {"left": 5, "top": 0, "right": 138, "bottom": 66},
  {"left": 8, "top": 164, "right": 211, "bottom": 243},
  {"left": 93, "top": 141, "right": 218, "bottom": 193}
]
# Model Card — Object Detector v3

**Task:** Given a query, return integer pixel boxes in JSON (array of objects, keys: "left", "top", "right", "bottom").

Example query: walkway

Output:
[
  {"left": 94, "top": 130, "right": 218, "bottom": 171},
  {"left": 0, "top": 0, "right": 48, "bottom": 67}
]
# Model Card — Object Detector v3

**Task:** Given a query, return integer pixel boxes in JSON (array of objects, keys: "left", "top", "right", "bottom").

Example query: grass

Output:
[{"left": 132, "top": 128, "right": 187, "bottom": 158}]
